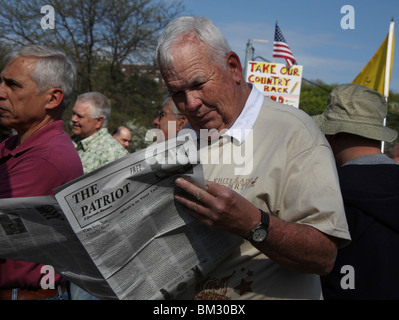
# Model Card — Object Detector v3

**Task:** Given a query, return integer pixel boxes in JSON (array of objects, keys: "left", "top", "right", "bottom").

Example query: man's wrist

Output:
[{"left": 245, "top": 209, "right": 270, "bottom": 243}]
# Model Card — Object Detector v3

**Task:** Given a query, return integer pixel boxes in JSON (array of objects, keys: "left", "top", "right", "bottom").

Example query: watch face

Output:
[{"left": 253, "top": 228, "right": 267, "bottom": 242}]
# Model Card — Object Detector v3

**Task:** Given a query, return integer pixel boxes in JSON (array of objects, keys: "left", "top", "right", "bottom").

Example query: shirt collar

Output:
[
  {"left": 223, "top": 85, "right": 264, "bottom": 144},
  {"left": 1, "top": 120, "right": 65, "bottom": 158},
  {"left": 343, "top": 154, "right": 399, "bottom": 166},
  {"left": 75, "top": 128, "right": 108, "bottom": 151}
]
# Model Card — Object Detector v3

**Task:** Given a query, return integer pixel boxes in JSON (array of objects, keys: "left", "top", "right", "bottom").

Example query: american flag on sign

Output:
[{"left": 273, "top": 22, "right": 297, "bottom": 67}]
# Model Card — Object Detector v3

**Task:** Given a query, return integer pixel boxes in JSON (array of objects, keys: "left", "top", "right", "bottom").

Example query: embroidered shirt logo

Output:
[{"left": 213, "top": 176, "right": 258, "bottom": 191}]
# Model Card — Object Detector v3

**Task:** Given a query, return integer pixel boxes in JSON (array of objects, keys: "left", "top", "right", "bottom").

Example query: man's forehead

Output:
[
  {"left": 7, "top": 57, "right": 38, "bottom": 70},
  {"left": 73, "top": 101, "right": 92, "bottom": 114},
  {"left": 162, "top": 42, "right": 213, "bottom": 93},
  {"left": 1, "top": 57, "right": 37, "bottom": 78},
  {"left": 171, "top": 33, "right": 202, "bottom": 52},
  {"left": 163, "top": 63, "right": 207, "bottom": 84}
]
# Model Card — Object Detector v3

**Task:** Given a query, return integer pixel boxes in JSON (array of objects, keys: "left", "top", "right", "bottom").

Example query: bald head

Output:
[{"left": 112, "top": 126, "right": 132, "bottom": 150}]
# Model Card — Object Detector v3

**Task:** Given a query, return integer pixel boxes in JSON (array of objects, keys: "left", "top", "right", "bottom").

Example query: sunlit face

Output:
[
  {"left": 0, "top": 57, "right": 49, "bottom": 134},
  {"left": 161, "top": 36, "right": 243, "bottom": 132},
  {"left": 71, "top": 100, "right": 102, "bottom": 139}
]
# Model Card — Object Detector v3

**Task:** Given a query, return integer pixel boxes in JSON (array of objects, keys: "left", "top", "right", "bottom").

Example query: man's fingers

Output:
[
  {"left": 203, "top": 180, "right": 219, "bottom": 196},
  {"left": 174, "top": 177, "right": 214, "bottom": 220},
  {"left": 175, "top": 177, "right": 212, "bottom": 203}
]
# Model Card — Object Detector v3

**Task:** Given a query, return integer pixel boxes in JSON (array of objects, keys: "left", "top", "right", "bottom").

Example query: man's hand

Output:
[
  {"left": 174, "top": 176, "right": 338, "bottom": 275},
  {"left": 174, "top": 177, "right": 260, "bottom": 238}
]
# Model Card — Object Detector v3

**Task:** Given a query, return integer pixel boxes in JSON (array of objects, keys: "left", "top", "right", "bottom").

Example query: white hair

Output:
[
  {"left": 156, "top": 16, "right": 231, "bottom": 71},
  {"left": 76, "top": 92, "right": 111, "bottom": 128}
]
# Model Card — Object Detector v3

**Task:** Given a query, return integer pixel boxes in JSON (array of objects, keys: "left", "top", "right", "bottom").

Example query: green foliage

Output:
[
  {"left": 124, "top": 119, "right": 153, "bottom": 153},
  {"left": 93, "top": 65, "right": 166, "bottom": 130},
  {"left": 298, "top": 80, "right": 336, "bottom": 116},
  {"left": 385, "top": 111, "right": 399, "bottom": 153}
]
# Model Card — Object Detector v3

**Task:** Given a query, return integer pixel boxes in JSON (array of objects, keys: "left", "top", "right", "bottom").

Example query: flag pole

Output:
[
  {"left": 273, "top": 20, "right": 278, "bottom": 63},
  {"left": 384, "top": 18, "right": 394, "bottom": 99},
  {"left": 382, "top": 18, "right": 395, "bottom": 153}
]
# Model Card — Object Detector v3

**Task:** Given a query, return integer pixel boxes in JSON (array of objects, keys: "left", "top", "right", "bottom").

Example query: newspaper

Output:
[
  {"left": 0, "top": 135, "right": 242, "bottom": 300},
  {"left": 0, "top": 196, "right": 117, "bottom": 299}
]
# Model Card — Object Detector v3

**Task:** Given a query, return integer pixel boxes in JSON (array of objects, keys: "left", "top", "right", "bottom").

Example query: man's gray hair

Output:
[
  {"left": 76, "top": 92, "right": 111, "bottom": 128},
  {"left": 156, "top": 16, "right": 231, "bottom": 71},
  {"left": 162, "top": 95, "right": 182, "bottom": 117},
  {"left": 5, "top": 45, "right": 77, "bottom": 109}
]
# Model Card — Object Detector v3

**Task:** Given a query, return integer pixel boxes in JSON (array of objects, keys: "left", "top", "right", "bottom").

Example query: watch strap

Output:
[
  {"left": 259, "top": 209, "right": 270, "bottom": 229},
  {"left": 245, "top": 209, "right": 270, "bottom": 242}
]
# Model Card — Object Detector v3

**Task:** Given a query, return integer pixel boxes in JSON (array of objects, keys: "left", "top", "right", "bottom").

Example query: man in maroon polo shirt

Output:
[{"left": 0, "top": 45, "right": 83, "bottom": 300}]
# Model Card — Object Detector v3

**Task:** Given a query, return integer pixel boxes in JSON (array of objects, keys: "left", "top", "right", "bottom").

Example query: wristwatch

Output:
[{"left": 245, "top": 209, "right": 270, "bottom": 243}]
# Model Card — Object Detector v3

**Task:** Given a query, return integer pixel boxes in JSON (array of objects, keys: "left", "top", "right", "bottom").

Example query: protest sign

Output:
[{"left": 246, "top": 61, "right": 303, "bottom": 108}]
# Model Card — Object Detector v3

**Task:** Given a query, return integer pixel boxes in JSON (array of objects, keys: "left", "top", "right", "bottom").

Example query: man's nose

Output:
[
  {"left": 0, "top": 84, "right": 7, "bottom": 100},
  {"left": 153, "top": 117, "right": 160, "bottom": 128},
  {"left": 185, "top": 91, "right": 201, "bottom": 111}
]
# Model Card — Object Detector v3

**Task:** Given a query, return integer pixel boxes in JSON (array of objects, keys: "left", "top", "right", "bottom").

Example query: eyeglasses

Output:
[{"left": 158, "top": 111, "right": 182, "bottom": 119}]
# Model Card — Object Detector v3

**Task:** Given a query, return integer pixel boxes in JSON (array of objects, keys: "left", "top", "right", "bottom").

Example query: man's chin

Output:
[{"left": 202, "top": 120, "right": 227, "bottom": 133}]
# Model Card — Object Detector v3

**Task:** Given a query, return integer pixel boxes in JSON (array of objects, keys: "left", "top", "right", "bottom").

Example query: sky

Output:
[{"left": 181, "top": 0, "right": 399, "bottom": 93}]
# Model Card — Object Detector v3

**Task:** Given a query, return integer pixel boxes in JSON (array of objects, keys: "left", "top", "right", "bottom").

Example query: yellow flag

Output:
[{"left": 352, "top": 27, "right": 395, "bottom": 96}]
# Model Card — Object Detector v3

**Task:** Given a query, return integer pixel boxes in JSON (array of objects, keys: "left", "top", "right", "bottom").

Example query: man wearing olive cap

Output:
[{"left": 313, "top": 83, "right": 399, "bottom": 299}]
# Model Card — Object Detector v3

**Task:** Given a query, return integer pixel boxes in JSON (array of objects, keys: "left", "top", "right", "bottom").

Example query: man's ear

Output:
[
  {"left": 45, "top": 88, "right": 65, "bottom": 110},
  {"left": 226, "top": 51, "right": 243, "bottom": 84},
  {"left": 95, "top": 116, "right": 104, "bottom": 130},
  {"left": 177, "top": 115, "right": 188, "bottom": 131}
]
